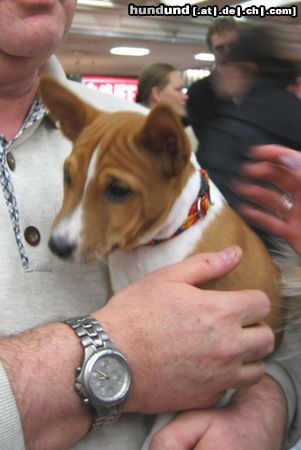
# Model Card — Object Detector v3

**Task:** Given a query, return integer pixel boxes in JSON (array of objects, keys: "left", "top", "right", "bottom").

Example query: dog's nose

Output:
[{"left": 48, "top": 235, "right": 76, "bottom": 258}]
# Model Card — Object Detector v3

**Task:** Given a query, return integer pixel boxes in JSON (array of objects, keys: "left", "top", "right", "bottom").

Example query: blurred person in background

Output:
[
  {"left": 136, "top": 62, "right": 188, "bottom": 118},
  {"left": 195, "top": 24, "right": 301, "bottom": 251},
  {"left": 187, "top": 17, "right": 238, "bottom": 141}
]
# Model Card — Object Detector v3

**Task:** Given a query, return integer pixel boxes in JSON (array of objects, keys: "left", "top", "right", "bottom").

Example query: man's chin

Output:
[
  {"left": 1, "top": 37, "right": 62, "bottom": 60},
  {"left": 0, "top": 15, "right": 67, "bottom": 58}
]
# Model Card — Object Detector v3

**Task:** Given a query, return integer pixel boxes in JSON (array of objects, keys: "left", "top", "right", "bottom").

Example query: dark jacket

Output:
[{"left": 187, "top": 72, "right": 234, "bottom": 141}]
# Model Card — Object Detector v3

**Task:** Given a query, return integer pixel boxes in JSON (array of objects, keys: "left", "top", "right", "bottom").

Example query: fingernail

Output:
[
  {"left": 279, "top": 155, "right": 301, "bottom": 170},
  {"left": 220, "top": 246, "right": 238, "bottom": 263}
]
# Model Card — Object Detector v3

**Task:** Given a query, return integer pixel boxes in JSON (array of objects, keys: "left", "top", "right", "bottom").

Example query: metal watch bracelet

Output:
[
  {"left": 65, "top": 315, "right": 112, "bottom": 353},
  {"left": 65, "top": 315, "right": 122, "bottom": 430}
]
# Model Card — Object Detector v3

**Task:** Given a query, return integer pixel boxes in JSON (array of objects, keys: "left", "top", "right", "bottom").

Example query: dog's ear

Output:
[
  {"left": 39, "top": 75, "right": 98, "bottom": 141},
  {"left": 136, "top": 103, "right": 191, "bottom": 177}
]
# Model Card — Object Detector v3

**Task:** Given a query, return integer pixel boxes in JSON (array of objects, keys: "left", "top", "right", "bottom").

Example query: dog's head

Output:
[{"left": 39, "top": 75, "right": 193, "bottom": 261}]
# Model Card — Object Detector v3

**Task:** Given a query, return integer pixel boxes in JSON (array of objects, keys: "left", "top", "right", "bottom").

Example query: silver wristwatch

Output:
[{"left": 65, "top": 315, "right": 132, "bottom": 430}]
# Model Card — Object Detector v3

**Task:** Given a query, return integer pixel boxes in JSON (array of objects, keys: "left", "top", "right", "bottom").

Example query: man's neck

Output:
[
  {"left": 0, "top": 85, "right": 38, "bottom": 141},
  {"left": 0, "top": 56, "right": 40, "bottom": 141}
]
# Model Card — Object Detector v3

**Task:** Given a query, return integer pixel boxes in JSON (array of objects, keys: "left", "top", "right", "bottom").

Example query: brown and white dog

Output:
[{"left": 39, "top": 75, "right": 284, "bottom": 446}]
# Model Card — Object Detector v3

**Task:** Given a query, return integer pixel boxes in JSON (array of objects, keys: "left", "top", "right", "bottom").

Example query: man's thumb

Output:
[{"left": 165, "top": 245, "right": 243, "bottom": 286}]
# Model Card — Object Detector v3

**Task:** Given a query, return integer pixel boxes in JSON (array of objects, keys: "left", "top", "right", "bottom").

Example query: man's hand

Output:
[
  {"left": 98, "top": 246, "right": 275, "bottom": 413},
  {"left": 149, "top": 375, "right": 287, "bottom": 450}
]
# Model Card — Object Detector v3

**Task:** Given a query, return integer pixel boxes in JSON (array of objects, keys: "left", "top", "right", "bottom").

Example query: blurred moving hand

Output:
[{"left": 233, "top": 145, "right": 301, "bottom": 256}]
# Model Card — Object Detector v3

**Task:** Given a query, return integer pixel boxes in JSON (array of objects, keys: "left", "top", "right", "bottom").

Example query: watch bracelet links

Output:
[
  {"left": 65, "top": 315, "right": 120, "bottom": 430},
  {"left": 91, "top": 405, "right": 122, "bottom": 429},
  {"left": 65, "top": 315, "right": 111, "bottom": 351}
]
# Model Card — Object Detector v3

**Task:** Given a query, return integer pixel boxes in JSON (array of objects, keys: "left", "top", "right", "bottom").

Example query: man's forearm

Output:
[{"left": 0, "top": 322, "right": 93, "bottom": 450}]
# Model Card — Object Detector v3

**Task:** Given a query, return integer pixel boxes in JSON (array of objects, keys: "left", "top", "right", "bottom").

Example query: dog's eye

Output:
[
  {"left": 64, "top": 167, "right": 72, "bottom": 187},
  {"left": 105, "top": 181, "right": 133, "bottom": 203}
]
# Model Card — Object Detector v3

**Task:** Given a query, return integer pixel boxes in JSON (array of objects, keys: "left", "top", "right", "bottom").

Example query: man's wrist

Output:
[
  {"left": 232, "top": 374, "right": 287, "bottom": 448},
  {"left": 265, "top": 360, "right": 297, "bottom": 448}
]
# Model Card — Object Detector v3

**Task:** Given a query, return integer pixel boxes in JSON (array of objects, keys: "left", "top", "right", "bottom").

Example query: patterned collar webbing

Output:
[
  {"left": 0, "top": 98, "right": 48, "bottom": 267},
  {"left": 145, "top": 169, "right": 213, "bottom": 246}
]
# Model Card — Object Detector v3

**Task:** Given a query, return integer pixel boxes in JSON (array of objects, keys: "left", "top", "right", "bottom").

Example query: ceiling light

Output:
[
  {"left": 194, "top": 52, "right": 215, "bottom": 62},
  {"left": 77, "top": 0, "right": 115, "bottom": 8},
  {"left": 110, "top": 47, "right": 150, "bottom": 56}
]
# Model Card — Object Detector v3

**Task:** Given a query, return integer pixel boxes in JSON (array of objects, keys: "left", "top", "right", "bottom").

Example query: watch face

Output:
[{"left": 86, "top": 351, "right": 131, "bottom": 405}]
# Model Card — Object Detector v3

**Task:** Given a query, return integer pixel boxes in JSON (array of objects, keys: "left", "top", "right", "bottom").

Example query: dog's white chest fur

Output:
[{"left": 108, "top": 174, "right": 225, "bottom": 293}]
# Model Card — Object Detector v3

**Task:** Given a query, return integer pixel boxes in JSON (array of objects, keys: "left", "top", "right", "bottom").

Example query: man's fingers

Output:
[
  {"left": 239, "top": 162, "right": 295, "bottom": 193},
  {"left": 149, "top": 410, "right": 209, "bottom": 450},
  {"left": 235, "top": 361, "right": 266, "bottom": 388},
  {"left": 232, "top": 180, "right": 287, "bottom": 214},
  {"left": 250, "top": 145, "right": 301, "bottom": 168},
  {"left": 241, "top": 323, "right": 275, "bottom": 362},
  {"left": 233, "top": 290, "right": 271, "bottom": 327},
  {"left": 156, "top": 245, "right": 243, "bottom": 286}
]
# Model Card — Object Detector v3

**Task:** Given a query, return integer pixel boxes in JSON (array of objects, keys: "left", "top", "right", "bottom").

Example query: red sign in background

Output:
[{"left": 82, "top": 76, "right": 138, "bottom": 103}]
